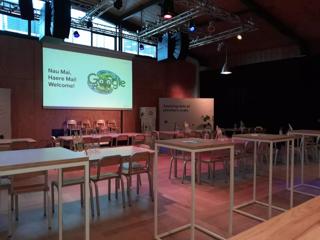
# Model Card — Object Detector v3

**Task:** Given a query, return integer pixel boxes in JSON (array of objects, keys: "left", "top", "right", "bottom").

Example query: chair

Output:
[
  {"left": 90, "top": 155, "right": 125, "bottom": 216},
  {"left": 121, "top": 151, "right": 153, "bottom": 206},
  {"left": 132, "top": 134, "right": 146, "bottom": 145},
  {"left": 10, "top": 171, "right": 50, "bottom": 221},
  {"left": 81, "top": 120, "right": 93, "bottom": 135},
  {"left": 0, "top": 177, "right": 11, "bottom": 236},
  {"left": 51, "top": 165, "right": 95, "bottom": 217},
  {"left": 96, "top": 119, "right": 108, "bottom": 134},
  {"left": 107, "top": 119, "right": 120, "bottom": 133},
  {"left": 99, "top": 136, "right": 113, "bottom": 147},
  {"left": 67, "top": 119, "right": 79, "bottom": 135},
  {"left": 115, "top": 134, "right": 129, "bottom": 146}
]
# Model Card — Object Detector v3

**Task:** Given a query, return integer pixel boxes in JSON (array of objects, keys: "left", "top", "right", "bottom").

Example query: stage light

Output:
[
  {"left": 139, "top": 43, "right": 144, "bottom": 50},
  {"left": 73, "top": 31, "right": 80, "bottom": 38},
  {"left": 237, "top": 34, "right": 242, "bottom": 40},
  {"left": 188, "top": 21, "right": 196, "bottom": 32},
  {"left": 162, "top": 0, "right": 174, "bottom": 20},
  {"left": 221, "top": 46, "right": 232, "bottom": 75}
]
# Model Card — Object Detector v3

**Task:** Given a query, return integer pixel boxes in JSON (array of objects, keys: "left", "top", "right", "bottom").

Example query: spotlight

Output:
[
  {"left": 188, "top": 21, "right": 196, "bottom": 32},
  {"left": 162, "top": 0, "right": 174, "bottom": 19},
  {"left": 73, "top": 31, "right": 80, "bottom": 38},
  {"left": 237, "top": 34, "right": 242, "bottom": 40},
  {"left": 139, "top": 43, "right": 144, "bottom": 50}
]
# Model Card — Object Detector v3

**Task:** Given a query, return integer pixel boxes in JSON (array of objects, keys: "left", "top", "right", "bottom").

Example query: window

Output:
[
  {"left": 92, "top": 33, "right": 115, "bottom": 50},
  {"left": 139, "top": 43, "right": 156, "bottom": 58},
  {"left": 0, "top": 14, "right": 28, "bottom": 35},
  {"left": 122, "top": 38, "right": 138, "bottom": 54},
  {"left": 65, "top": 28, "right": 91, "bottom": 46}
]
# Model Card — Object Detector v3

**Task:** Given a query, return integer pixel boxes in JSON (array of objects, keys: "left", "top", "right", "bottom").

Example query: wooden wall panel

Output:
[{"left": 0, "top": 35, "right": 196, "bottom": 143}]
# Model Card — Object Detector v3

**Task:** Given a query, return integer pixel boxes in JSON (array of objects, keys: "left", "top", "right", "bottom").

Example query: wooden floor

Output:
[{"left": 0, "top": 152, "right": 318, "bottom": 240}]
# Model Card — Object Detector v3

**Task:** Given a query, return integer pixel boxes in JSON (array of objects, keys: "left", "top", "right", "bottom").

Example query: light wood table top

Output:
[
  {"left": 85, "top": 146, "right": 154, "bottom": 161},
  {"left": 289, "top": 129, "right": 320, "bottom": 137},
  {"left": 0, "top": 147, "right": 87, "bottom": 172},
  {"left": 229, "top": 196, "right": 320, "bottom": 240},
  {"left": 0, "top": 138, "right": 36, "bottom": 145},
  {"left": 156, "top": 138, "right": 234, "bottom": 150},
  {"left": 232, "top": 133, "right": 295, "bottom": 143}
]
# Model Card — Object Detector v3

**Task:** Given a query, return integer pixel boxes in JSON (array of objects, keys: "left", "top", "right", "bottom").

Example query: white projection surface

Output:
[{"left": 43, "top": 47, "right": 132, "bottom": 109}]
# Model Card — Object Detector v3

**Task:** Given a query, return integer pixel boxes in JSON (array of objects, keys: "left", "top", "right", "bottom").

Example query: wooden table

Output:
[
  {"left": 231, "top": 134, "right": 295, "bottom": 231},
  {"left": 0, "top": 147, "right": 89, "bottom": 240},
  {"left": 289, "top": 130, "right": 320, "bottom": 197},
  {"left": 154, "top": 138, "right": 235, "bottom": 240},
  {"left": 0, "top": 138, "right": 36, "bottom": 145},
  {"left": 229, "top": 196, "right": 320, "bottom": 240}
]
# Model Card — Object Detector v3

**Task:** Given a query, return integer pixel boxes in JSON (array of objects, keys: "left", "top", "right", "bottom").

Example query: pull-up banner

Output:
[{"left": 159, "top": 98, "right": 214, "bottom": 131}]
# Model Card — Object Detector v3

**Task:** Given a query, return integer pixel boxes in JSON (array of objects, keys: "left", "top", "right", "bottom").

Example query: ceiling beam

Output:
[
  {"left": 240, "top": 0, "right": 309, "bottom": 55},
  {"left": 120, "top": 0, "right": 161, "bottom": 21}
]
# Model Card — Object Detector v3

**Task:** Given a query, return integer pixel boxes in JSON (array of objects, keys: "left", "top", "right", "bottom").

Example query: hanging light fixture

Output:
[
  {"left": 162, "top": 0, "right": 174, "bottom": 20},
  {"left": 221, "top": 46, "right": 232, "bottom": 75}
]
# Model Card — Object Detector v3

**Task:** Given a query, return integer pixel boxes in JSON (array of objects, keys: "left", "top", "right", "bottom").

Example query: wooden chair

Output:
[
  {"left": 90, "top": 155, "right": 125, "bottom": 216},
  {"left": 115, "top": 135, "right": 129, "bottom": 146},
  {"left": 67, "top": 119, "right": 79, "bottom": 135},
  {"left": 107, "top": 119, "right": 120, "bottom": 133},
  {"left": 132, "top": 134, "right": 146, "bottom": 145},
  {"left": 51, "top": 165, "right": 95, "bottom": 217},
  {"left": 121, "top": 151, "right": 153, "bottom": 206},
  {"left": 8, "top": 141, "right": 50, "bottom": 224},
  {"left": 96, "top": 119, "right": 108, "bottom": 134},
  {"left": 99, "top": 136, "right": 113, "bottom": 147},
  {"left": 81, "top": 119, "right": 93, "bottom": 135}
]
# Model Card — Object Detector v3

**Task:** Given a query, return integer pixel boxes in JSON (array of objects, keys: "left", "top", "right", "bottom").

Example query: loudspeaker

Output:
[
  {"left": 50, "top": 0, "right": 71, "bottom": 39},
  {"left": 19, "top": 0, "right": 34, "bottom": 20},
  {"left": 172, "top": 32, "right": 189, "bottom": 60}
]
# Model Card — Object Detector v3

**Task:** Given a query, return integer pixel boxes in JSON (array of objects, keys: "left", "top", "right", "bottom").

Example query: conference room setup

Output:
[{"left": 1, "top": 0, "right": 320, "bottom": 239}]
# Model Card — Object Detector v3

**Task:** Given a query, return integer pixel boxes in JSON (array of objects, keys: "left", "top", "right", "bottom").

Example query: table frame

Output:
[
  {"left": 230, "top": 134, "right": 295, "bottom": 234},
  {"left": 0, "top": 148, "right": 90, "bottom": 240},
  {"left": 289, "top": 130, "right": 320, "bottom": 197},
  {"left": 154, "top": 141, "right": 235, "bottom": 240}
]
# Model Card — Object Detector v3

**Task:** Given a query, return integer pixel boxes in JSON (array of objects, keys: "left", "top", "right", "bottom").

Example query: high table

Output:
[
  {"left": 231, "top": 134, "right": 295, "bottom": 231},
  {"left": 154, "top": 138, "right": 235, "bottom": 240},
  {"left": 289, "top": 129, "right": 320, "bottom": 197},
  {"left": 229, "top": 196, "right": 320, "bottom": 240},
  {"left": 0, "top": 147, "right": 89, "bottom": 240}
]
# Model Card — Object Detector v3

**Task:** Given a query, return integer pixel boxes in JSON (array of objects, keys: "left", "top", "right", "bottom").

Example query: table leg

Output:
[
  {"left": 229, "top": 146, "right": 235, "bottom": 237},
  {"left": 84, "top": 162, "right": 90, "bottom": 240},
  {"left": 8, "top": 191, "right": 12, "bottom": 237},
  {"left": 154, "top": 145, "right": 159, "bottom": 238},
  {"left": 268, "top": 143, "right": 274, "bottom": 219},
  {"left": 58, "top": 169, "right": 63, "bottom": 240},
  {"left": 253, "top": 142, "right": 257, "bottom": 201},
  {"left": 286, "top": 141, "right": 290, "bottom": 189},
  {"left": 191, "top": 151, "right": 196, "bottom": 240},
  {"left": 301, "top": 136, "right": 305, "bottom": 184},
  {"left": 290, "top": 139, "right": 294, "bottom": 208}
]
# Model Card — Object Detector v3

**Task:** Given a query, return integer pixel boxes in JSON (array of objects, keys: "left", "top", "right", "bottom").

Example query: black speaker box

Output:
[
  {"left": 19, "top": 0, "right": 34, "bottom": 20},
  {"left": 172, "top": 32, "right": 189, "bottom": 60},
  {"left": 50, "top": 0, "right": 71, "bottom": 39}
]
